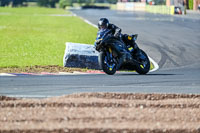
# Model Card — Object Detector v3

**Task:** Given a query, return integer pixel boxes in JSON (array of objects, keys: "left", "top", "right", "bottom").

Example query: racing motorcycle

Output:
[{"left": 95, "top": 29, "right": 150, "bottom": 75}]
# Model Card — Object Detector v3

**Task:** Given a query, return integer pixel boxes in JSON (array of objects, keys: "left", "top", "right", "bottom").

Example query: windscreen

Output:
[{"left": 95, "top": 29, "right": 111, "bottom": 41}]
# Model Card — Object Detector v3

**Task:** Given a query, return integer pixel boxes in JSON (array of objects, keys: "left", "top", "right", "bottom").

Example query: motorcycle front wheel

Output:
[
  {"left": 98, "top": 51, "right": 117, "bottom": 75},
  {"left": 135, "top": 50, "right": 150, "bottom": 75}
]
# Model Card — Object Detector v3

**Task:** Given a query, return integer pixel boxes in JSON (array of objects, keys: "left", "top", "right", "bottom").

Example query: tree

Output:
[
  {"left": 77, "top": 0, "right": 83, "bottom": 5},
  {"left": 37, "top": 0, "right": 49, "bottom": 7},
  {"left": 12, "top": 0, "right": 26, "bottom": 7},
  {"left": 49, "top": 0, "right": 59, "bottom": 8},
  {"left": 0, "top": 0, "right": 26, "bottom": 7},
  {"left": 37, "top": 0, "right": 59, "bottom": 8},
  {"left": 0, "top": 0, "right": 10, "bottom": 6},
  {"left": 188, "top": 0, "right": 193, "bottom": 9},
  {"left": 107, "top": 0, "right": 117, "bottom": 4},
  {"left": 59, "top": 0, "right": 72, "bottom": 8}
]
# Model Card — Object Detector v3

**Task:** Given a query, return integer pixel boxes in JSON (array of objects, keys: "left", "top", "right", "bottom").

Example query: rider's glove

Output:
[
  {"left": 95, "top": 44, "right": 101, "bottom": 51},
  {"left": 95, "top": 39, "right": 101, "bottom": 45}
]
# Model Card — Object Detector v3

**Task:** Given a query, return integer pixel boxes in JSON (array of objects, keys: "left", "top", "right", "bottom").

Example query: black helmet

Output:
[{"left": 98, "top": 18, "right": 109, "bottom": 30}]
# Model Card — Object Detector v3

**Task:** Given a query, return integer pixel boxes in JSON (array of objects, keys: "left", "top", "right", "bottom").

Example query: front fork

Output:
[
  {"left": 108, "top": 47, "right": 113, "bottom": 61},
  {"left": 105, "top": 47, "right": 115, "bottom": 71}
]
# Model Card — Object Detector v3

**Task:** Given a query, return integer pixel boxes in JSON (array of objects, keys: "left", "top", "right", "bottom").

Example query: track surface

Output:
[
  {"left": 1, "top": 65, "right": 200, "bottom": 97},
  {"left": 0, "top": 9, "right": 200, "bottom": 97},
  {"left": 72, "top": 9, "right": 200, "bottom": 69}
]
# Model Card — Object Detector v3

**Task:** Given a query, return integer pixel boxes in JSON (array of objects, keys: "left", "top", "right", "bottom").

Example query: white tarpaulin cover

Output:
[{"left": 63, "top": 42, "right": 100, "bottom": 69}]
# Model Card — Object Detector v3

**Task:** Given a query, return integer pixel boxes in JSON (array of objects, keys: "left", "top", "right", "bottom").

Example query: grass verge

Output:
[{"left": 0, "top": 7, "right": 97, "bottom": 68}]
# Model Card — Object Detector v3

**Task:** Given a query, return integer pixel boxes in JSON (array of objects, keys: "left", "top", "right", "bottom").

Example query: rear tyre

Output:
[
  {"left": 135, "top": 50, "right": 150, "bottom": 75},
  {"left": 98, "top": 51, "right": 117, "bottom": 75}
]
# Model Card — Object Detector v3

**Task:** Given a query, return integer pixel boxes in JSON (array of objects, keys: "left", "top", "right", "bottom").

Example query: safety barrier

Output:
[
  {"left": 117, "top": 2, "right": 146, "bottom": 11},
  {"left": 146, "top": 5, "right": 174, "bottom": 15},
  {"left": 63, "top": 42, "right": 100, "bottom": 70},
  {"left": 117, "top": 2, "right": 175, "bottom": 15}
]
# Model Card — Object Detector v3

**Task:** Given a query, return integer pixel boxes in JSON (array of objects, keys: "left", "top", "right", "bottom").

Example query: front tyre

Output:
[
  {"left": 98, "top": 51, "right": 117, "bottom": 75},
  {"left": 135, "top": 50, "right": 150, "bottom": 75}
]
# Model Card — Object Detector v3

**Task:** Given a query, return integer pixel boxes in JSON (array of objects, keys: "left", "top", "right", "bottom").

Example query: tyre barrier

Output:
[
  {"left": 117, "top": 2, "right": 174, "bottom": 15},
  {"left": 63, "top": 42, "right": 100, "bottom": 70},
  {"left": 81, "top": 5, "right": 110, "bottom": 9}
]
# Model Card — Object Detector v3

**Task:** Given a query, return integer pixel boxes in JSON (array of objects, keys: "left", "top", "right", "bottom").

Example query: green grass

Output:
[{"left": 0, "top": 7, "right": 97, "bottom": 67}]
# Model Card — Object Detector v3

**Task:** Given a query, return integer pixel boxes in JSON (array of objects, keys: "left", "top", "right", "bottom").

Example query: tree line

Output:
[
  {"left": 0, "top": 0, "right": 117, "bottom": 8},
  {"left": 0, "top": 0, "right": 26, "bottom": 7}
]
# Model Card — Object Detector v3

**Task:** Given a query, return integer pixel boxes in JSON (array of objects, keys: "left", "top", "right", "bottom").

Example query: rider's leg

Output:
[
  {"left": 132, "top": 42, "right": 141, "bottom": 55},
  {"left": 123, "top": 34, "right": 142, "bottom": 58},
  {"left": 121, "top": 34, "right": 129, "bottom": 47}
]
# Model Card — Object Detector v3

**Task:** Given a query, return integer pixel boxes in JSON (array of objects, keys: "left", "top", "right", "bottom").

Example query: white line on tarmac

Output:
[
  {"left": 0, "top": 72, "right": 103, "bottom": 76},
  {"left": 0, "top": 73, "right": 16, "bottom": 76},
  {"left": 70, "top": 11, "right": 98, "bottom": 28},
  {"left": 149, "top": 57, "right": 159, "bottom": 72}
]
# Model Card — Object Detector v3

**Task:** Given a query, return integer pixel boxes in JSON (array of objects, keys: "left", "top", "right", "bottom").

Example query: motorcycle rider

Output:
[{"left": 95, "top": 18, "right": 141, "bottom": 68}]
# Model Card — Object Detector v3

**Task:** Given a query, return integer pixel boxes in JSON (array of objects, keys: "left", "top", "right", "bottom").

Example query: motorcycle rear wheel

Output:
[
  {"left": 135, "top": 50, "right": 150, "bottom": 75},
  {"left": 98, "top": 51, "right": 117, "bottom": 75}
]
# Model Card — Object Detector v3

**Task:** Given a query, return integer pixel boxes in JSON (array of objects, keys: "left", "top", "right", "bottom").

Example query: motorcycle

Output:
[{"left": 95, "top": 29, "right": 150, "bottom": 75}]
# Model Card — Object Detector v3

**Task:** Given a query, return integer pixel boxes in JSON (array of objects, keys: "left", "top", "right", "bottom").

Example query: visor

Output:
[{"left": 99, "top": 25, "right": 107, "bottom": 30}]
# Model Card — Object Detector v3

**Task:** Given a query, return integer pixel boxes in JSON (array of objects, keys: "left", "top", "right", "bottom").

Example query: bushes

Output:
[
  {"left": 59, "top": 0, "right": 72, "bottom": 8},
  {"left": 0, "top": 0, "right": 26, "bottom": 7},
  {"left": 37, "top": 0, "right": 59, "bottom": 8},
  {"left": 0, "top": 0, "right": 58, "bottom": 7},
  {"left": 0, "top": 0, "right": 10, "bottom": 6},
  {"left": 0, "top": 0, "right": 117, "bottom": 8},
  {"left": 58, "top": 0, "right": 118, "bottom": 8},
  {"left": 189, "top": 0, "right": 193, "bottom": 10}
]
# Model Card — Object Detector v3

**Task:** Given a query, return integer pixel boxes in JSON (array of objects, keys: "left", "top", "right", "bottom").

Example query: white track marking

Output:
[
  {"left": 149, "top": 57, "right": 159, "bottom": 72},
  {"left": 0, "top": 73, "right": 16, "bottom": 76}
]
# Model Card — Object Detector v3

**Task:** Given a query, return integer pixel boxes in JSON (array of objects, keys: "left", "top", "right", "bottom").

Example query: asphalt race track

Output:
[
  {"left": 72, "top": 9, "right": 200, "bottom": 69},
  {"left": 0, "top": 9, "right": 200, "bottom": 98}
]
